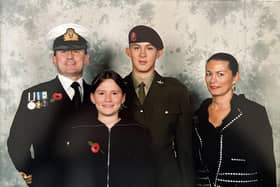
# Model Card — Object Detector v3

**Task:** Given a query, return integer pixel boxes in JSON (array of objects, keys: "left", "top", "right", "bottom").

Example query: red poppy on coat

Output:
[
  {"left": 88, "top": 141, "right": 100, "bottom": 154},
  {"left": 52, "top": 92, "right": 63, "bottom": 101}
]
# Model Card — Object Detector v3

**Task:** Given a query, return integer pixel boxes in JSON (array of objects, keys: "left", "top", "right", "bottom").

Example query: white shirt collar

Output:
[{"left": 57, "top": 74, "right": 84, "bottom": 100}]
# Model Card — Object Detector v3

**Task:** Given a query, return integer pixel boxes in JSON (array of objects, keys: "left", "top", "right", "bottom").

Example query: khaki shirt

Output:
[{"left": 131, "top": 73, "right": 154, "bottom": 98}]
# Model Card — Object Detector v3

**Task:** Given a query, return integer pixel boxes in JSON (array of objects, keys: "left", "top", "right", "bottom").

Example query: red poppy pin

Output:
[
  {"left": 52, "top": 92, "right": 63, "bottom": 101},
  {"left": 88, "top": 141, "right": 100, "bottom": 154},
  {"left": 130, "top": 32, "right": 137, "bottom": 42}
]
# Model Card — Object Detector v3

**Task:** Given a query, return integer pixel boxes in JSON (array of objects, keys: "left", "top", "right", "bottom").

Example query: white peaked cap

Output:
[{"left": 46, "top": 23, "right": 90, "bottom": 50}]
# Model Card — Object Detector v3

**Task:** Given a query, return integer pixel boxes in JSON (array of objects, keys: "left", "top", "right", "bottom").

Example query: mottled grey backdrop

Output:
[{"left": 0, "top": 0, "right": 279, "bottom": 186}]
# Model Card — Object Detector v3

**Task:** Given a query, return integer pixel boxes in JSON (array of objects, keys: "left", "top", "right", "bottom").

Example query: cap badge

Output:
[
  {"left": 64, "top": 28, "right": 79, "bottom": 41},
  {"left": 130, "top": 32, "right": 137, "bottom": 42}
]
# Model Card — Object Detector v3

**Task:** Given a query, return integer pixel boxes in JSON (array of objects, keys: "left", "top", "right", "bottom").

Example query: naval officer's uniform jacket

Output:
[
  {"left": 193, "top": 94, "right": 276, "bottom": 187},
  {"left": 7, "top": 76, "right": 92, "bottom": 187},
  {"left": 52, "top": 118, "right": 156, "bottom": 187},
  {"left": 122, "top": 71, "right": 194, "bottom": 187}
]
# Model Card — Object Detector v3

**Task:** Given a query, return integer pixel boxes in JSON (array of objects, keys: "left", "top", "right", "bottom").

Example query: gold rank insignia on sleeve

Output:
[{"left": 64, "top": 28, "right": 79, "bottom": 41}]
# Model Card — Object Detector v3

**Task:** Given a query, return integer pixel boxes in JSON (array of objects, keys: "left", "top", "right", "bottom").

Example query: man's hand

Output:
[{"left": 19, "top": 171, "right": 32, "bottom": 185}]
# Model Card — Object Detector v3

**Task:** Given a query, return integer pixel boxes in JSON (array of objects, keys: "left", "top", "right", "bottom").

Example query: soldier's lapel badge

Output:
[{"left": 156, "top": 80, "right": 164, "bottom": 85}]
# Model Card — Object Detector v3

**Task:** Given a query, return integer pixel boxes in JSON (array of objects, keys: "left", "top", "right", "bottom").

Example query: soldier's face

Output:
[
  {"left": 52, "top": 49, "right": 89, "bottom": 80},
  {"left": 205, "top": 60, "right": 239, "bottom": 97},
  {"left": 91, "top": 79, "right": 125, "bottom": 120},
  {"left": 126, "top": 42, "right": 163, "bottom": 77}
]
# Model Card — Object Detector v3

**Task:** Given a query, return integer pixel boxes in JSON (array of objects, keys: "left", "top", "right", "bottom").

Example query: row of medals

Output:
[{"left": 27, "top": 91, "right": 48, "bottom": 110}]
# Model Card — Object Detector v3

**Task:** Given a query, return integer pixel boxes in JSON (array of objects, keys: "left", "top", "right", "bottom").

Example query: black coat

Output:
[
  {"left": 52, "top": 118, "right": 156, "bottom": 187},
  {"left": 7, "top": 77, "right": 93, "bottom": 187},
  {"left": 122, "top": 72, "right": 194, "bottom": 187},
  {"left": 193, "top": 94, "right": 276, "bottom": 187}
]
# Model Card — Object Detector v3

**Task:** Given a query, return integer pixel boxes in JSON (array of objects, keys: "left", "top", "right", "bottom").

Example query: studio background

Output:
[{"left": 0, "top": 0, "right": 279, "bottom": 186}]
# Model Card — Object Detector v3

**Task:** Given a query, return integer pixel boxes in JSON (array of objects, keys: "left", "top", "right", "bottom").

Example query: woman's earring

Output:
[{"left": 232, "top": 83, "right": 236, "bottom": 92}]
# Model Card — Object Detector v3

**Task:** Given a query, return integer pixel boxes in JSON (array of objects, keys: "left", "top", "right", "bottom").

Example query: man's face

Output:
[
  {"left": 52, "top": 49, "right": 89, "bottom": 80},
  {"left": 126, "top": 42, "right": 163, "bottom": 77}
]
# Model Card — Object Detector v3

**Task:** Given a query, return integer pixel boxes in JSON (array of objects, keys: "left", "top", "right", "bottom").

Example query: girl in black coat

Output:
[
  {"left": 193, "top": 53, "right": 276, "bottom": 187},
  {"left": 54, "top": 70, "right": 156, "bottom": 187}
]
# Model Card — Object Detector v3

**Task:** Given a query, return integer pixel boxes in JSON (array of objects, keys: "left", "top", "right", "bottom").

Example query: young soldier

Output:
[{"left": 123, "top": 25, "right": 193, "bottom": 187}]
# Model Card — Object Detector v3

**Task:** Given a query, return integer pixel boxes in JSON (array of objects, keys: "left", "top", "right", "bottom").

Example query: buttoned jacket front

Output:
[{"left": 122, "top": 71, "right": 193, "bottom": 187}]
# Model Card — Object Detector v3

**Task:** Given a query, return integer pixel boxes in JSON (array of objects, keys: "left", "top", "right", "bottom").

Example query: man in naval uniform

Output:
[
  {"left": 7, "top": 23, "right": 93, "bottom": 187},
  {"left": 122, "top": 25, "right": 194, "bottom": 187}
]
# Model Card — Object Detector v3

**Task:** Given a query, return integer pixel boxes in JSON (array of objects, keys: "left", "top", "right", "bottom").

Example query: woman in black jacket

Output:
[
  {"left": 193, "top": 52, "right": 276, "bottom": 187},
  {"left": 53, "top": 70, "right": 155, "bottom": 187}
]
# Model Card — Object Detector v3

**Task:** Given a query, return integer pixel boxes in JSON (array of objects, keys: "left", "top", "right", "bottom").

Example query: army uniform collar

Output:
[{"left": 131, "top": 72, "right": 154, "bottom": 91}]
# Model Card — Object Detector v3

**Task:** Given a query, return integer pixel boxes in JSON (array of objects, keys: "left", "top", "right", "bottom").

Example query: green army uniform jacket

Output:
[{"left": 122, "top": 71, "right": 194, "bottom": 187}]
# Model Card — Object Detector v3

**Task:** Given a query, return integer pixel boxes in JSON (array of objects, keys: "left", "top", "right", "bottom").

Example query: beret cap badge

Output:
[{"left": 130, "top": 32, "right": 137, "bottom": 42}]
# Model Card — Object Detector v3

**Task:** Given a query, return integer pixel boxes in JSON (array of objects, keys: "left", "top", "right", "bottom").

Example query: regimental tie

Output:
[
  {"left": 71, "top": 82, "right": 82, "bottom": 107},
  {"left": 138, "top": 82, "right": 145, "bottom": 104}
]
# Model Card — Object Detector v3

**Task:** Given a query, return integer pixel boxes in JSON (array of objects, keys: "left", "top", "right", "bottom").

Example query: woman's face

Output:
[
  {"left": 90, "top": 79, "right": 125, "bottom": 118},
  {"left": 205, "top": 59, "right": 239, "bottom": 97}
]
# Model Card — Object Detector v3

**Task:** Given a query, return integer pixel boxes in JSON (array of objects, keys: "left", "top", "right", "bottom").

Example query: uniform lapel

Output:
[
  {"left": 50, "top": 77, "right": 72, "bottom": 106},
  {"left": 124, "top": 74, "right": 141, "bottom": 107},
  {"left": 143, "top": 71, "right": 165, "bottom": 106},
  {"left": 82, "top": 80, "right": 91, "bottom": 103}
]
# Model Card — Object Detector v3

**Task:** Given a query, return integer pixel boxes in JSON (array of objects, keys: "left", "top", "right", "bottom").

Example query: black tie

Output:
[
  {"left": 71, "top": 82, "right": 81, "bottom": 107},
  {"left": 138, "top": 82, "right": 145, "bottom": 104}
]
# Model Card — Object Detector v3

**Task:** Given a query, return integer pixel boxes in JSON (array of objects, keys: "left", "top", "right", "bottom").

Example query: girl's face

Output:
[{"left": 91, "top": 79, "right": 125, "bottom": 118}]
